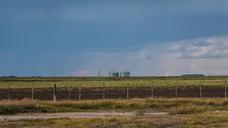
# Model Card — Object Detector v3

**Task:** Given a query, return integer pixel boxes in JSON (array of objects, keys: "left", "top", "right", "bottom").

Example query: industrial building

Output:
[
  {"left": 181, "top": 74, "right": 205, "bottom": 77},
  {"left": 109, "top": 70, "right": 130, "bottom": 77}
]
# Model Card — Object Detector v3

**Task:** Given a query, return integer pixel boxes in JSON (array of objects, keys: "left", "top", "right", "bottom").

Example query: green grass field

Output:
[{"left": 1, "top": 76, "right": 228, "bottom": 88}]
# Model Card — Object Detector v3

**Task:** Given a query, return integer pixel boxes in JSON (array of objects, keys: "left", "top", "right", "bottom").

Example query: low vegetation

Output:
[
  {"left": 169, "top": 104, "right": 210, "bottom": 114},
  {"left": 2, "top": 98, "right": 228, "bottom": 127},
  {"left": 0, "top": 98, "right": 228, "bottom": 115}
]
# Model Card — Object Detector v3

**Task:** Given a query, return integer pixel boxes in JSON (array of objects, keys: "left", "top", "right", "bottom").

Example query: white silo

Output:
[
  {"left": 109, "top": 70, "right": 120, "bottom": 77},
  {"left": 121, "top": 70, "right": 130, "bottom": 77}
]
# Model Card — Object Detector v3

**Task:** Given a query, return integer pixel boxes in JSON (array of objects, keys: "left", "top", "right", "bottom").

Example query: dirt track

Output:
[{"left": 0, "top": 112, "right": 168, "bottom": 121}]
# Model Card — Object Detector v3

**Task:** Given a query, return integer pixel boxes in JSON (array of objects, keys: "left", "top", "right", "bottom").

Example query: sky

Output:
[{"left": 1, "top": 0, "right": 228, "bottom": 76}]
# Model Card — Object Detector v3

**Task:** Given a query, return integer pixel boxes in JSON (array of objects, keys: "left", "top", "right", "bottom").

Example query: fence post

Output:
[
  {"left": 53, "top": 84, "right": 57, "bottom": 102},
  {"left": 151, "top": 87, "right": 154, "bottom": 99},
  {"left": 225, "top": 81, "right": 227, "bottom": 99},
  {"left": 7, "top": 85, "right": 10, "bottom": 100},
  {"left": 126, "top": 84, "right": 129, "bottom": 100},
  {"left": 78, "top": 85, "right": 81, "bottom": 101},
  {"left": 175, "top": 81, "right": 178, "bottom": 97},
  {"left": 31, "top": 88, "right": 34, "bottom": 101},
  {"left": 68, "top": 88, "right": 72, "bottom": 100},
  {"left": 102, "top": 83, "right": 105, "bottom": 100},
  {"left": 200, "top": 86, "right": 202, "bottom": 98},
  {"left": 68, "top": 80, "right": 72, "bottom": 100}
]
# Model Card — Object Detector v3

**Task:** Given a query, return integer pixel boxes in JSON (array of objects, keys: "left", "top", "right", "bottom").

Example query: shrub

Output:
[{"left": 169, "top": 104, "right": 209, "bottom": 115}]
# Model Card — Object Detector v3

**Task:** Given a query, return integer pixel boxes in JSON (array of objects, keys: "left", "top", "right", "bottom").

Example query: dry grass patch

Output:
[{"left": 1, "top": 98, "right": 228, "bottom": 115}]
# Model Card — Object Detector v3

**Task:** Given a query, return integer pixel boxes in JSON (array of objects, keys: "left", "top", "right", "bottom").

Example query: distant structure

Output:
[
  {"left": 109, "top": 70, "right": 120, "bottom": 77},
  {"left": 98, "top": 70, "right": 101, "bottom": 77},
  {"left": 109, "top": 70, "right": 130, "bottom": 77},
  {"left": 181, "top": 74, "right": 205, "bottom": 77},
  {"left": 120, "top": 70, "right": 130, "bottom": 77}
]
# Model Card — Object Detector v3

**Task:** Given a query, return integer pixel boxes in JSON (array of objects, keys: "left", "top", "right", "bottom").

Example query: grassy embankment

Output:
[{"left": 1, "top": 98, "right": 228, "bottom": 127}]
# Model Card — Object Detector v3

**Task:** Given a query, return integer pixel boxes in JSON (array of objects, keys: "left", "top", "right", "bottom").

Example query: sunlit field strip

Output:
[{"left": 0, "top": 76, "right": 228, "bottom": 88}]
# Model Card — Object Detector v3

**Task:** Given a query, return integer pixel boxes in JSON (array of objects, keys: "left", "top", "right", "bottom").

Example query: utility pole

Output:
[
  {"left": 53, "top": 84, "right": 57, "bottom": 102},
  {"left": 225, "top": 81, "right": 227, "bottom": 99},
  {"left": 98, "top": 70, "right": 101, "bottom": 77}
]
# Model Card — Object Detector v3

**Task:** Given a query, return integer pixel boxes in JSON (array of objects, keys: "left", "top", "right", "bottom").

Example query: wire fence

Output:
[{"left": 1, "top": 83, "right": 228, "bottom": 101}]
